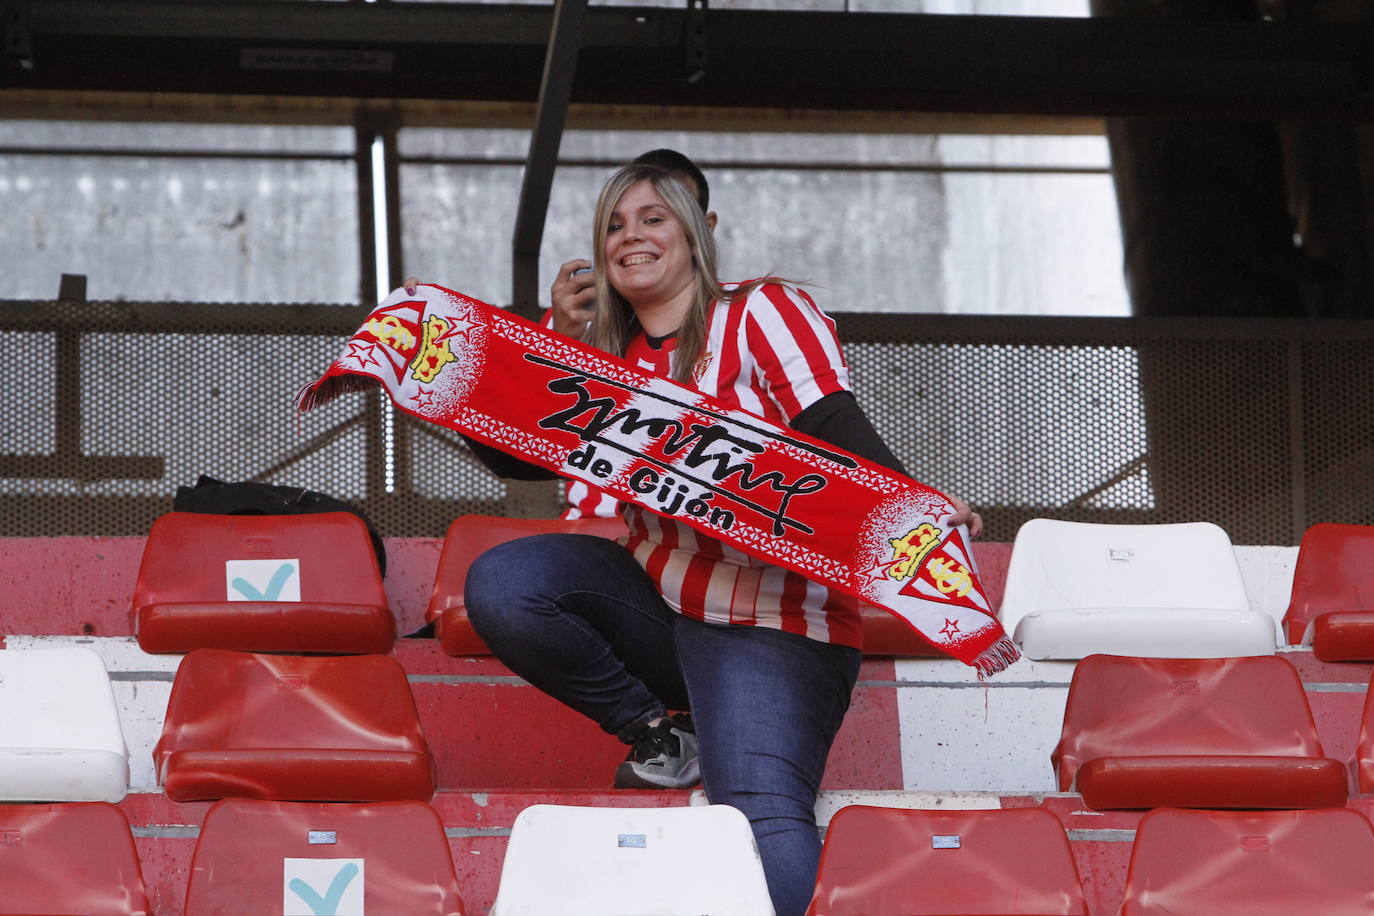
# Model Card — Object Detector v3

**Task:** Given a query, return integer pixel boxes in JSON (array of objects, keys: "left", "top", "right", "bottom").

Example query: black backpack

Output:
[{"left": 172, "top": 475, "right": 387, "bottom": 577}]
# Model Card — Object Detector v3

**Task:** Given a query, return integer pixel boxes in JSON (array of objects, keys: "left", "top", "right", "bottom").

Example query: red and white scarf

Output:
[{"left": 297, "top": 285, "right": 1020, "bottom": 677}]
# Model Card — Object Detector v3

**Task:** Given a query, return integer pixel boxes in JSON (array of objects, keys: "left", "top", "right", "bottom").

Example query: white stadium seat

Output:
[
  {"left": 491, "top": 804, "right": 775, "bottom": 916},
  {"left": 999, "top": 518, "right": 1276, "bottom": 660},
  {"left": 0, "top": 646, "right": 130, "bottom": 802}
]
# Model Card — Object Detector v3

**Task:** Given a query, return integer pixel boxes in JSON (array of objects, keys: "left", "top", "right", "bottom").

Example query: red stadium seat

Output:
[
  {"left": 427, "top": 514, "right": 628, "bottom": 655},
  {"left": 133, "top": 511, "right": 395, "bottom": 654},
  {"left": 1051, "top": 654, "right": 1346, "bottom": 810},
  {"left": 184, "top": 798, "right": 465, "bottom": 916},
  {"left": 1282, "top": 522, "right": 1374, "bottom": 660},
  {"left": 427, "top": 513, "right": 941, "bottom": 656},
  {"left": 0, "top": 802, "right": 149, "bottom": 916},
  {"left": 1120, "top": 808, "right": 1374, "bottom": 915},
  {"left": 1345, "top": 674, "right": 1374, "bottom": 792},
  {"left": 155, "top": 649, "right": 434, "bottom": 803},
  {"left": 806, "top": 805, "right": 1088, "bottom": 916}
]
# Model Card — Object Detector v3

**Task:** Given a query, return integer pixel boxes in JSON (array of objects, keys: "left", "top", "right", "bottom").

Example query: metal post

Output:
[
  {"left": 510, "top": 0, "right": 588, "bottom": 320},
  {"left": 373, "top": 114, "right": 413, "bottom": 505},
  {"left": 684, "top": 0, "right": 708, "bottom": 84},
  {"left": 353, "top": 120, "right": 379, "bottom": 310},
  {"left": 1287, "top": 337, "right": 1308, "bottom": 543},
  {"left": 53, "top": 274, "right": 84, "bottom": 463},
  {"left": 353, "top": 120, "right": 388, "bottom": 507},
  {"left": 2, "top": 0, "right": 34, "bottom": 71},
  {"left": 507, "top": 0, "right": 588, "bottom": 518}
]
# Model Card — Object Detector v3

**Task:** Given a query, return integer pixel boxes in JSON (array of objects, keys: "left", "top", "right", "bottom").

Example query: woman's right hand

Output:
[
  {"left": 402, "top": 276, "right": 421, "bottom": 296},
  {"left": 947, "top": 495, "right": 983, "bottom": 539},
  {"left": 549, "top": 258, "right": 597, "bottom": 339}
]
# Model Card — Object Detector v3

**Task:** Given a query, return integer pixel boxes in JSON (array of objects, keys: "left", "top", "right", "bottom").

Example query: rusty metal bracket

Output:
[
  {"left": 3, "top": 0, "right": 33, "bottom": 70},
  {"left": 684, "top": 0, "right": 707, "bottom": 84}
]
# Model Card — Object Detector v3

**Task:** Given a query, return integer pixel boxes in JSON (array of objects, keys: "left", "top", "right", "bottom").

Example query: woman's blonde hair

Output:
[{"left": 585, "top": 164, "right": 766, "bottom": 385}]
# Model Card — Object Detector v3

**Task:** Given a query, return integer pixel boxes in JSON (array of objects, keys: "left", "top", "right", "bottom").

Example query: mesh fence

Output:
[{"left": 3, "top": 300, "right": 1372, "bottom": 544}]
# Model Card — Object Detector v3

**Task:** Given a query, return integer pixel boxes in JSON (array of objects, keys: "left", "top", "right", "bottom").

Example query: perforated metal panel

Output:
[
  {"left": 3, "top": 301, "right": 1372, "bottom": 544},
  {"left": 0, "top": 299, "right": 509, "bottom": 538},
  {"left": 837, "top": 313, "right": 1374, "bottom": 545}
]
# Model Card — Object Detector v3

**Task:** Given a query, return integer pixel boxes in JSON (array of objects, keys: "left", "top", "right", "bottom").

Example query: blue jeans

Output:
[{"left": 466, "top": 533, "right": 861, "bottom": 916}]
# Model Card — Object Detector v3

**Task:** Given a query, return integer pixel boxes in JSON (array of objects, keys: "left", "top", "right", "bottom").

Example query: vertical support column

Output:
[
  {"left": 2, "top": 0, "right": 34, "bottom": 71},
  {"left": 684, "top": 0, "right": 708, "bottom": 84},
  {"left": 353, "top": 118, "right": 388, "bottom": 507},
  {"left": 507, "top": 0, "right": 588, "bottom": 517},
  {"left": 380, "top": 125, "right": 404, "bottom": 297},
  {"left": 375, "top": 114, "right": 412, "bottom": 501},
  {"left": 1286, "top": 337, "right": 1307, "bottom": 544},
  {"left": 510, "top": 0, "right": 588, "bottom": 320},
  {"left": 53, "top": 274, "right": 86, "bottom": 466},
  {"left": 354, "top": 120, "right": 379, "bottom": 312}
]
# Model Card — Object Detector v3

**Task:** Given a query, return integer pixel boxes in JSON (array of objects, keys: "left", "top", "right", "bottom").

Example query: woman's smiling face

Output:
[{"left": 603, "top": 178, "right": 697, "bottom": 313}]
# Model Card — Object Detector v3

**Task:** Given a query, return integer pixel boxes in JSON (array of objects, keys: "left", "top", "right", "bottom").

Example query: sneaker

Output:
[{"left": 614, "top": 714, "right": 701, "bottom": 789}]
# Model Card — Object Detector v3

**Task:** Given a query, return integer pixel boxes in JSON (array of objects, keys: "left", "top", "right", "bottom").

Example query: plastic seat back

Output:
[
  {"left": 1052, "top": 654, "right": 1345, "bottom": 809},
  {"left": 1000, "top": 518, "right": 1274, "bottom": 659},
  {"left": 490, "top": 804, "right": 774, "bottom": 915},
  {"left": 133, "top": 511, "right": 395, "bottom": 654},
  {"left": 806, "top": 805, "right": 1088, "bottom": 915},
  {"left": 1283, "top": 523, "right": 1374, "bottom": 657},
  {"left": 1121, "top": 808, "right": 1374, "bottom": 915},
  {"left": 154, "top": 649, "right": 434, "bottom": 802},
  {"left": 0, "top": 802, "right": 149, "bottom": 916},
  {"left": 0, "top": 646, "right": 129, "bottom": 802},
  {"left": 427, "top": 514, "right": 627, "bottom": 655},
  {"left": 1345, "top": 675, "right": 1374, "bottom": 792},
  {"left": 184, "top": 798, "right": 464, "bottom": 915}
]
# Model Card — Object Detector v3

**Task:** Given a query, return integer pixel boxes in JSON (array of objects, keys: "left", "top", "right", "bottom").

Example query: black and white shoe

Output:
[{"left": 615, "top": 714, "right": 701, "bottom": 789}]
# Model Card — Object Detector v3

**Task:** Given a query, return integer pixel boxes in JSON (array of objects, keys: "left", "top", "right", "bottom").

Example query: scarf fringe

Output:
[
  {"left": 973, "top": 636, "right": 1022, "bottom": 680},
  {"left": 294, "top": 375, "right": 379, "bottom": 412}
]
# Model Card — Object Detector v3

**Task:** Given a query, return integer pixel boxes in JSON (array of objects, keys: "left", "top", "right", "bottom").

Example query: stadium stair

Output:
[{"left": 5, "top": 532, "right": 1374, "bottom": 914}]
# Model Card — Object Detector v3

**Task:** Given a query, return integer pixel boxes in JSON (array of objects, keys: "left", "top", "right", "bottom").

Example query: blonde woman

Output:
[{"left": 467, "top": 164, "right": 979, "bottom": 916}]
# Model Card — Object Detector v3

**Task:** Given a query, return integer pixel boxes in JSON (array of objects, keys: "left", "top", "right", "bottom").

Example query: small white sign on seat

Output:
[
  {"left": 283, "top": 858, "right": 365, "bottom": 916},
  {"left": 225, "top": 558, "right": 301, "bottom": 602}
]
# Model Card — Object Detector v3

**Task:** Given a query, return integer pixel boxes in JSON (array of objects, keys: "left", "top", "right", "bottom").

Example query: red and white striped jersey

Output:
[{"left": 619, "top": 281, "right": 863, "bottom": 649}]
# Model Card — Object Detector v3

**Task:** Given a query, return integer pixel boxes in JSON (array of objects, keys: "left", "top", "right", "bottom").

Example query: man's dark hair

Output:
[{"left": 632, "top": 148, "right": 709, "bottom": 213}]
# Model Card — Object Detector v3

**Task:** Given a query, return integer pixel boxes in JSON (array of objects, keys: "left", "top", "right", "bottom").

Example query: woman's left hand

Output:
[{"left": 948, "top": 496, "right": 983, "bottom": 539}]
